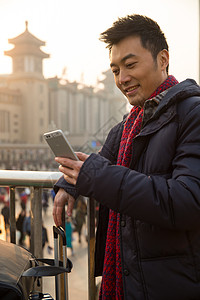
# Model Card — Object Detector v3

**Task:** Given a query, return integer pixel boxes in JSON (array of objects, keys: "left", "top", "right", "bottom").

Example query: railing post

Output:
[
  {"left": 30, "top": 187, "right": 43, "bottom": 259},
  {"left": 87, "top": 197, "right": 96, "bottom": 300},
  {"left": 9, "top": 186, "right": 16, "bottom": 244}
]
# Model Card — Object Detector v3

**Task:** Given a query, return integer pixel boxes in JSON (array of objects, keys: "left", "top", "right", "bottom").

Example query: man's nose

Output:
[{"left": 119, "top": 69, "right": 131, "bottom": 85}]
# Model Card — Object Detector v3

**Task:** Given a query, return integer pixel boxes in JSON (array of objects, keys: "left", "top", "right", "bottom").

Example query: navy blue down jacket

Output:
[{"left": 55, "top": 79, "right": 200, "bottom": 300}]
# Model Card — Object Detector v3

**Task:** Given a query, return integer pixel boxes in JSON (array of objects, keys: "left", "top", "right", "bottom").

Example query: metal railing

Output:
[{"left": 0, "top": 170, "right": 96, "bottom": 300}]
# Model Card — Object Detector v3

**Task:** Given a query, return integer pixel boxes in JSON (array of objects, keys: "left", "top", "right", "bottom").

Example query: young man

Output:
[{"left": 53, "top": 14, "right": 200, "bottom": 300}]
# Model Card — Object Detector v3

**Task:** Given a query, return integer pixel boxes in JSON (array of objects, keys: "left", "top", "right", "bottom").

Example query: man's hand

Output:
[
  {"left": 55, "top": 152, "right": 89, "bottom": 185},
  {"left": 53, "top": 188, "right": 75, "bottom": 226}
]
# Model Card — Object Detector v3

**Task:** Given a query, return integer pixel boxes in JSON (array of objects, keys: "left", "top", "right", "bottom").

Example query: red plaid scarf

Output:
[{"left": 99, "top": 75, "right": 179, "bottom": 299}]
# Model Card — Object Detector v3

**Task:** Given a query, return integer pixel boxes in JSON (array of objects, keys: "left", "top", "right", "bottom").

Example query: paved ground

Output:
[{"left": 0, "top": 194, "right": 89, "bottom": 300}]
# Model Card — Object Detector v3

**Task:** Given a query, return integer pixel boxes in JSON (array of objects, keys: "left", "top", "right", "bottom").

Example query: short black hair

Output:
[{"left": 99, "top": 14, "right": 168, "bottom": 62}]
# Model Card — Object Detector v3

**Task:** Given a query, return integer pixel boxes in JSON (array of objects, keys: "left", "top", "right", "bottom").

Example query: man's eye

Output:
[
  {"left": 112, "top": 69, "right": 119, "bottom": 75},
  {"left": 126, "top": 62, "right": 136, "bottom": 68}
]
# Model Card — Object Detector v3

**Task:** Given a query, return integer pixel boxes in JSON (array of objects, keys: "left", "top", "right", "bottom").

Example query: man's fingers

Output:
[
  {"left": 55, "top": 157, "right": 78, "bottom": 169},
  {"left": 52, "top": 205, "right": 58, "bottom": 226},
  {"left": 63, "top": 174, "right": 76, "bottom": 185},
  {"left": 53, "top": 188, "right": 69, "bottom": 226},
  {"left": 53, "top": 205, "right": 61, "bottom": 226},
  {"left": 66, "top": 194, "right": 74, "bottom": 216},
  {"left": 53, "top": 197, "right": 63, "bottom": 226},
  {"left": 53, "top": 188, "right": 75, "bottom": 226},
  {"left": 76, "top": 152, "right": 89, "bottom": 161},
  {"left": 53, "top": 206, "right": 63, "bottom": 226},
  {"left": 55, "top": 154, "right": 88, "bottom": 186},
  {"left": 59, "top": 164, "right": 82, "bottom": 185}
]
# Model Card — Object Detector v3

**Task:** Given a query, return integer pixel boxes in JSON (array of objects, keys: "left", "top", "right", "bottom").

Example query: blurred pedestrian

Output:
[
  {"left": 65, "top": 216, "right": 74, "bottom": 255},
  {"left": 42, "top": 223, "right": 48, "bottom": 248},
  {"left": 50, "top": 189, "right": 56, "bottom": 202},
  {"left": 23, "top": 211, "right": 31, "bottom": 248},
  {"left": 1, "top": 201, "right": 9, "bottom": 232},
  {"left": 20, "top": 189, "right": 28, "bottom": 209},
  {"left": 42, "top": 223, "right": 53, "bottom": 254},
  {"left": 16, "top": 203, "right": 26, "bottom": 246},
  {"left": 0, "top": 187, "right": 7, "bottom": 203},
  {"left": 74, "top": 199, "right": 87, "bottom": 243},
  {"left": 42, "top": 189, "right": 49, "bottom": 214},
  {"left": 0, "top": 214, "right": 6, "bottom": 241}
]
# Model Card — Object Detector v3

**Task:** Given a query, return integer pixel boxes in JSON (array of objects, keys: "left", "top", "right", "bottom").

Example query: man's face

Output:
[{"left": 110, "top": 36, "right": 169, "bottom": 107}]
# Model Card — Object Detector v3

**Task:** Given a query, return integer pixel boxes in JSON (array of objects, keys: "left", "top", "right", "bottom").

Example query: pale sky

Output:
[{"left": 0, "top": 0, "right": 198, "bottom": 86}]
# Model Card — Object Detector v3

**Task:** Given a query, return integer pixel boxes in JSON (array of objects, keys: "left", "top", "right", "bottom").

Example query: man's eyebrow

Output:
[{"left": 110, "top": 53, "right": 136, "bottom": 68}]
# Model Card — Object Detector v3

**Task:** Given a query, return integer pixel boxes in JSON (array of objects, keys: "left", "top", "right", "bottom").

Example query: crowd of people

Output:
[{"left": 0, "top": 186, "right": 88, "bottom": 256}]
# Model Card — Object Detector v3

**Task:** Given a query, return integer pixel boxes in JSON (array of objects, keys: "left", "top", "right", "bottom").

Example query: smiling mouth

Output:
[{"left": 125, "top": 85, "right": 140, "bottom": 93}]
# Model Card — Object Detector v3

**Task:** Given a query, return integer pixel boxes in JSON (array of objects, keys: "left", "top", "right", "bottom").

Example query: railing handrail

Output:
[{"left": 0, "top": 170, "right": 62, "bottom": 187}]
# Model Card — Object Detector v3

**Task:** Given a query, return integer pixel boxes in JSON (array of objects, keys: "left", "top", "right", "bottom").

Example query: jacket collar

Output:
[
  {"left": 153, "top": 79, "right": 200, "bottom": 118},
  {"left": 142, "top": 89, "right": 169, "bottom": 127},
  {"left": 138, "top": 79, "right": 200, "bottom": 136}
]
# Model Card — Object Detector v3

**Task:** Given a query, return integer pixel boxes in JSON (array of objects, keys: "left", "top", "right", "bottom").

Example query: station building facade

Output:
[{"left": 0, "top": 22, "right": 127, "bottom": 170}]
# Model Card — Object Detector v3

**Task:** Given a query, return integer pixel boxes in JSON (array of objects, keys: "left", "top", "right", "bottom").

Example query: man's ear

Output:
[{"left": 158, "top": 49, "right": 169, "bottom": 71}]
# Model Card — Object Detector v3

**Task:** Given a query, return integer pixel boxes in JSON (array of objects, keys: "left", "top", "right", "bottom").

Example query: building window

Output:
[
  {"left": 0, "top": 111, "right": 10, "bottom": 133},
  {"left": 24, "top": 56, "right": 34, "bottom": 72},
  {"left": 39, "top": 84, "right": 44, "bottom": 93}
]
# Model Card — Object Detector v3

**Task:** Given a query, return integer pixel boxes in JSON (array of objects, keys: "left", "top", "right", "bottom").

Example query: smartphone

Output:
[{"left": 43, "top": 129, "right": 79, "bottom": 160}]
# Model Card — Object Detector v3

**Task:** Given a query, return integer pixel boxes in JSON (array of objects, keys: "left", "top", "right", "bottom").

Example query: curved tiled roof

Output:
[
  {"left": 8, "top": 21, "right": 45, "bottom": 46},
  {"left": 4, "top": 21, "right": 49, "bottom": 58}
]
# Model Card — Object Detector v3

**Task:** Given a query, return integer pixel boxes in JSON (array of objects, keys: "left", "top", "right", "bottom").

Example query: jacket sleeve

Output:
[
  {"left": 76, "top": 103, "right": 200, "bottom": 231},
  {"left": 54, "top": 176, "right": 79, "bottom": 199}
]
